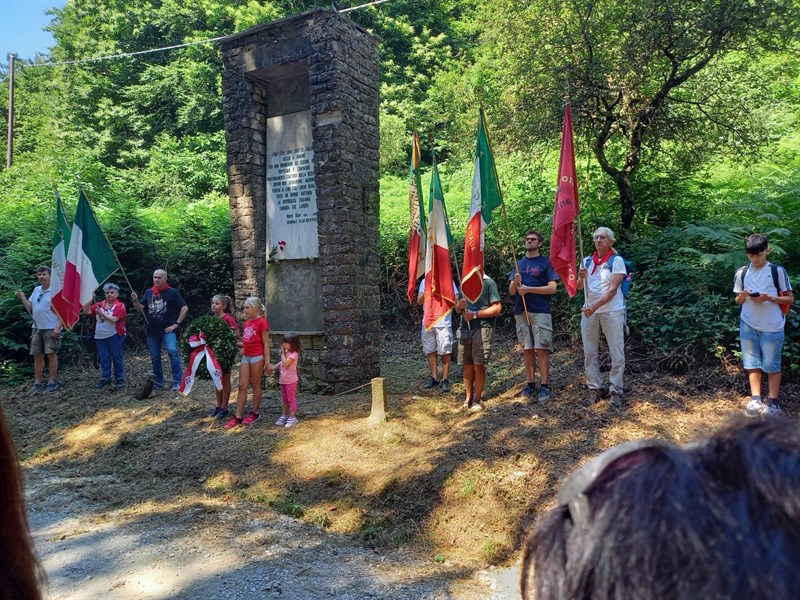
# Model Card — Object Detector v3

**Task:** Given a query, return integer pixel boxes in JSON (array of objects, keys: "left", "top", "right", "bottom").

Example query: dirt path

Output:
[
  {"left": 18, "top": 330, "right": 791, "bottom": 600},
  {"left": 28, "top": 470, "right": 521, "bottom": 600}
]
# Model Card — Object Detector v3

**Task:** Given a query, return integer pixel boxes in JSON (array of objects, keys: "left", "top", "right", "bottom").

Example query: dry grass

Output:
[{"left": 4, "top": 327, "right": 798, "bottom": 567}]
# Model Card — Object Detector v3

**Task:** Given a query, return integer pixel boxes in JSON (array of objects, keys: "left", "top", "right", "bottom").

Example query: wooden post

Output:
[{"left": 367, "top": 377, "right": 386, "bottom": 425}]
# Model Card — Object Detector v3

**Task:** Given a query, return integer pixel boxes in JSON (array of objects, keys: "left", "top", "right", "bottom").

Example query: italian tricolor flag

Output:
[
  {"left": 50, "top": 191, "right": 73, "bottom": 327},
  {"left": 423, "top": 157, "right": 456, "bottom": 331},
  {"left": 60, "top": 191, "right": 119, "bottom": 329},
  {"left": 461, "top": 109, "right": 502, "bottom": 303}
]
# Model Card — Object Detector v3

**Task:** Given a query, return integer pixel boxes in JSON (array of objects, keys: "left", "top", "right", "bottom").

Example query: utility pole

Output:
[{"left": 6, "top": 53, "right": 16, "bottom": 168}]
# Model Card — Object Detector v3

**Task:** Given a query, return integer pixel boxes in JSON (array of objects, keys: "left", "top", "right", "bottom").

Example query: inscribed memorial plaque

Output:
[{"left": 266, "top": 110, "right": 318, "bottom": 260}]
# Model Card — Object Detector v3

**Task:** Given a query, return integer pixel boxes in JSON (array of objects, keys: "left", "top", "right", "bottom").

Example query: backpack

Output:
[
  {"left": 584, "top": 254, "right": 633, "bottom": 297},
  {"left": 736, "top": 263, "right": 791, "bottom": 316}
]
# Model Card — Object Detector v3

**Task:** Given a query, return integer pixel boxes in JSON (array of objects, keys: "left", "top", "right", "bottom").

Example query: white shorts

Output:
[{"left": 421, "top": 326, "right": 454, "bottom": 356}]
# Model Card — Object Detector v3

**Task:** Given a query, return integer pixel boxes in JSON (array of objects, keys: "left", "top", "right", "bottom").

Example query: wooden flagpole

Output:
[
  {"left": 2, "top": 256, "right": 33, "bottom": 318},
  {"left": 77, "top": 185, "right": 148, "bottom": 325},
  {"left": 483, "top": 105, "right": 536, "bottom": 345}
]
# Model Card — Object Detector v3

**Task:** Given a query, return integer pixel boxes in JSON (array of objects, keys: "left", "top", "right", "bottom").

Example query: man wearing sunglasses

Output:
[
  {"left": 508, "top": 230, "right": 559, "bottom": 401},
  {"left": 734, "top": 233, "right": 794, "bottom": 418},
  {"left": 15, "top": 266, "right": 62, "bottom": 394}
]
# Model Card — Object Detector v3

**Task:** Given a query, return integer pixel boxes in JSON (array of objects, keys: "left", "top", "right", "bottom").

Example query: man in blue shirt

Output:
[
  {"left": 508, "top": 230, "right": 559, "bottom": 401},
  {"left": 131, "top": 269, "right": 189, "bottom": 393}
]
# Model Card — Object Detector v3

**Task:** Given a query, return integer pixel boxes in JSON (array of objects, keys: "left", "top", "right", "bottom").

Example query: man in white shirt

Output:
[
  {"left": 16, "top": 266, "right": 62, "bottom": 393},
  {"left": 734, "top": 233, "right": 794, "bottom": 418},
  {"left": 577, "top": 227, "right": 627, "bottom": 410}
]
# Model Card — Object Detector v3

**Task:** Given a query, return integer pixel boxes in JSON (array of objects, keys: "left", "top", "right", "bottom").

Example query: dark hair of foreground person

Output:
[
  {"left": 521, "top": 418, "right": 800, "bottom": 600},
  {"left": 0, "top": 404, "right": 44, "bottom": 600}
]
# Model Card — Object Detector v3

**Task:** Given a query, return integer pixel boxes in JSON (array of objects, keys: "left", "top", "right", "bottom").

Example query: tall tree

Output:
[{"left": 477, "top": 0, "right": 799, "bottom": 228}]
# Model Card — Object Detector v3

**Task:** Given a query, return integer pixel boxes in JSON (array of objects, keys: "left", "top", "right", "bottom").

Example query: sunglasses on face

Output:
[{"left": 557, "top": 439, "right": 668, "bottom": 527}]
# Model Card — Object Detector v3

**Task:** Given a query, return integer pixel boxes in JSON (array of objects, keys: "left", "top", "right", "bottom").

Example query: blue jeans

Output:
[
  {"left": 96, "top": 334, "right": 126, "bottom": 382},
  {"left": 146, "top": 332, "right": 182, "bottom": 388}
]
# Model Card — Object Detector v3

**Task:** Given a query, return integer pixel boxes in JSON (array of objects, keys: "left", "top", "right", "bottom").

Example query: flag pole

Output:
[
  {"left": 481, "top": 105, "right": 536, "bottom": 342},
  {"left": 435, "top": 151, "right": 463, "bottom": 286},
  {"left": 577, "top": 214, "right": 588, "bottom": 310},
  {"left": 442, "top": 194, "right": 462, "bottom": 286},
  {"left": 1, "top": 257, "right": 33, "bottom": 318},
  {"left": 577, "top": 136, "right": 591, "bottom": 310},
  {"left": 78, "top": 185, "right": 148, "bottom": 325},
  {"left": 77, "top": 185, "right": 133, "bottom": 294}
]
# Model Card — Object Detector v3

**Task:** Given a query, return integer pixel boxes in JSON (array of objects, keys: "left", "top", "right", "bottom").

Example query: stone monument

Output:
[{"left": 221, "top": 9, "right": 381, "bottom": 392}]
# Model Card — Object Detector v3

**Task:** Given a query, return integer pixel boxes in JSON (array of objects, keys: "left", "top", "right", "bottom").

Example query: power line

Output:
[
  {"left": 19, "top": 35, "right": 228, "bottom": 70},
  {"left": 11, "top": 0, "right": 395, "bottom": 71},
  {"left": 341, "top": 0, "right": 392, "bottom": 13}
]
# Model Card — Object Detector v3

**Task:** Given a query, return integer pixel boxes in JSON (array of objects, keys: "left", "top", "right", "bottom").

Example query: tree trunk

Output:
[
  {"left": 614, "top": 173, "right": 635, "bottom": 230},
  {"left": 593, "top": 138, "right": 638, "bottom": 230}
]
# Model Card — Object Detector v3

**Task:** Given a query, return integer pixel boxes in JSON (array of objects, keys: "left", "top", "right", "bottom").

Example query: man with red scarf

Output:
[
  {"left": 131, "top": 269, "right": 188, "bottom": 393},
  {"left": 577, "top": 227, "right": 627, "bottom": 410}
]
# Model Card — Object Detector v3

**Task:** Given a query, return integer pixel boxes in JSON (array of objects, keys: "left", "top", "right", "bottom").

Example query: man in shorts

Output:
[
  {"left": 509, "top": 230, "right": 559, "bottom": 401},
  {"left": 16, "top": 266, "right": 62, "bottom": 393},
  {"left": 418, "top": 279, "right": 459, "bottom": 392},
  {"left": 734, "top": 233, "right": 794, "bottom": 417},
  {"left": 455, "top": 274, "right": 502, "bottom": 411}
]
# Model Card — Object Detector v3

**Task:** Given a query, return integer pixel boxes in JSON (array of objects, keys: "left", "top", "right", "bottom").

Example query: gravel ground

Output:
[{"left": 28, "top": 472, "right": 521, "bottom": 600}]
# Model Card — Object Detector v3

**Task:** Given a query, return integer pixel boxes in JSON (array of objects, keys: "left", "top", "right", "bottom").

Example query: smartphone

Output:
[{"left": 749, "top": 292, "right": 761, "bottom": 297}]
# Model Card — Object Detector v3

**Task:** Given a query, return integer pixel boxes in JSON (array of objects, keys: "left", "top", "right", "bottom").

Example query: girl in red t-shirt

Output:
[
  {"left": 225, "top": 297, "right": 269, "bottom": 429},
  {"left": 210, "top": 294, "right": 240, "bottom": 420}
]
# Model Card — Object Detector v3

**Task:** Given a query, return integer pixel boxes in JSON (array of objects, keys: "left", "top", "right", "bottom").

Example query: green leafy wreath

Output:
[{"left": 181, "top": 315, "right": 238, "bottom": 376}]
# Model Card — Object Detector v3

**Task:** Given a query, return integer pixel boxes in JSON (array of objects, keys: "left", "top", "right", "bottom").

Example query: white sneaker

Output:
[
  {"left": 275, "top": 415, "right": 288, "bottom": 426},
  {"left": 761, "top": 402, "right": 782, "bottom": 418},
  {"left": 744, "top": 396, "right": 764, "bottom": 418},
  {"left": 285, "top": 417, "right": 298, "bottom": 428}
]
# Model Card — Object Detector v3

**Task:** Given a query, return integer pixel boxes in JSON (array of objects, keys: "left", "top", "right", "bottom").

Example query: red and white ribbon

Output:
[{"left": 179, "top": 332, "right": 223, "bottom": 396}]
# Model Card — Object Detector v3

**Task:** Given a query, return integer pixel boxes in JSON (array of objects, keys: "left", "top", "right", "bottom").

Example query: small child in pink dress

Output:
[{"left": 270, "top": 334, "right": 300, "bottom": 428}]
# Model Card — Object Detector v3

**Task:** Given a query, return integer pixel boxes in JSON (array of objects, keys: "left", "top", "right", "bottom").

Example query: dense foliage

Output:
[{"left": 1, "top": 0, "right": 798, "bottom": 378}]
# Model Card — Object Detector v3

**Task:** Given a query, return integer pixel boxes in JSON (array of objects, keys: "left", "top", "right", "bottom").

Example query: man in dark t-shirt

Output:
[
  {"left": 131, "top": 269, "right": 188, "bottom": 392},
  {"left": 508, "top": 230, "right": 559, "bottom": 401}
]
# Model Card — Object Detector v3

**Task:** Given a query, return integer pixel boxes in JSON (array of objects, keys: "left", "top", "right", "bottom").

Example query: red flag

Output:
[
  {"left": 423, "top": 157, "right": 456, "bottom": 330},
  {"left": 550, "top": 104, "right": 580, "bottom": 297},
  {"left": 461, "top": 109, "right": 502, "bottom": 303},
  {"left": 407, "top": 132, "right": 426, "bottom": 304}
]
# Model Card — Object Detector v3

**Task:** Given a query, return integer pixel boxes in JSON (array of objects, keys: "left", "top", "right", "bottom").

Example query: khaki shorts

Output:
[
  {"left": 458, "top": 326, "right": 493, "bottom": 366},
  {"left": 30, "top": 329, "right": 61, "bottom": 355},
  {"left": 515, "top": 313, "right": 553, "bottom": 350}
]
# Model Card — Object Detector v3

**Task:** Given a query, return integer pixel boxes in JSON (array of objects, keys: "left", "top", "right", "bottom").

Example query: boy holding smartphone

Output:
[{"left": 733, "top": 234, "right": 794, "bottom": 417}]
